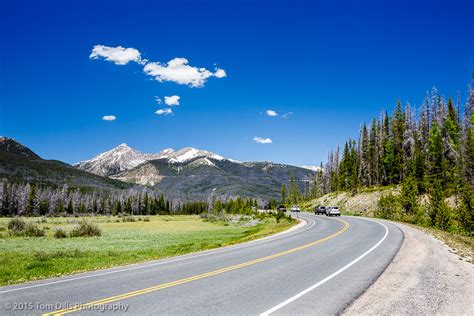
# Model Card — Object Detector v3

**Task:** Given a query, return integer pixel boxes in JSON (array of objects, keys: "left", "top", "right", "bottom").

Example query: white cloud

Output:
[
  {"left": 282, "top": 112, "right": 293, "bottom": 119},
  {"left": 253, "top": 137, "right": 272, "bottom": 144},
  {"left": 102, "top": 115, "right": 116, "bottom": 121},
  {"left": 143, "top": 58, "right": 226, "bottom": 87},
  {"left": 155, "top": 108, "right": 173, "bottom": 116},
  {"left": 214, "top": 68, "right": 227, "bottom": 78},
  {"left": 90, "top": 45, "right": 226, "bottom": 87},
  {"left": 154, "top": 96, "right": 162, "bottom": 104},
  {"left": 164, "top": 95, "right": 180, "bottom": 106},
  {"left": 90, "top": 45, "right": 143, "bottom": 65},
  {"left": 266, "top": 109, "right": 278, "bottom": 117}
]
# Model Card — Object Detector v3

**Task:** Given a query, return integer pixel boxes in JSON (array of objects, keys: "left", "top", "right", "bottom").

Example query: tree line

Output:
[
  {"left": 0, "top": 182, "right": 177, "bottom": 216},
  {"left": 0, "top": 181, "right": 263, "bottom": 217}
]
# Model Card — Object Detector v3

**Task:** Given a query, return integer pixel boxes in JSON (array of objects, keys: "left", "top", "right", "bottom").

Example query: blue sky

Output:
[{"left": 0, "top": 0, "right": 472, "bottom": 166}]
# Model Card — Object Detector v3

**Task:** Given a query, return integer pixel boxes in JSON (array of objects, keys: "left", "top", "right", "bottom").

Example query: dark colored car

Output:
[
  {"left": 315, "top": 206, "right": 326, "bottom": 215},
  {"left": 277, "top": 205, "right": 287, "bottom": 212}
]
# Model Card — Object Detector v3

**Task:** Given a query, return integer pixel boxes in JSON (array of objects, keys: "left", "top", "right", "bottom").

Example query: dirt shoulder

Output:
[{"left": 343, "top": 222, "right": 474, "bottom": 315}]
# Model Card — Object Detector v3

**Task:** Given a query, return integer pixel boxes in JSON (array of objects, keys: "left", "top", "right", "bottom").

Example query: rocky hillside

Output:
[
  {"left": 305, "top": 186, "right": 459, "bottom": 216},
  {"left": 112, "top": 157, "right": 315, "bottom": 201},
  {"left": 304, "top": 187, "right": 400, "bottom": 216},
  {"left": 0, "top": 137, "right": 40, "bottom": 159}
]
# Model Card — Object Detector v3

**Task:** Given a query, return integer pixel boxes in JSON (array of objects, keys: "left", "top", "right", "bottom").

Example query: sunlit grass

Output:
[{"left": 0, "top": 215, "right": 295, "bottom": 285}]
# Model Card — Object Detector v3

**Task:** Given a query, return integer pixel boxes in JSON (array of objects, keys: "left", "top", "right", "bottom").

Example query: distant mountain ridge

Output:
[
  {"left": 76, "top": 144, "right": 317, "bottom": 201},
  {"left": 0, "top": 137, "right": 131, "bottom": 189},
  {"left": 0, "top": 138, "right": 318, "bottom": 201}
]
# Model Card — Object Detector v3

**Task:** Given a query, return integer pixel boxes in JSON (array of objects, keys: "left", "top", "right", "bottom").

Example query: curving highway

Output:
[{"left": 0, "top": 213, "right": 404, "bottom": 315}]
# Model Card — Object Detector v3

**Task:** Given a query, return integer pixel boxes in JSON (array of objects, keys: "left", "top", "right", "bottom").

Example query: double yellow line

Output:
[{"left": 43, "top": 218, "right": 349, "bottom": 316}]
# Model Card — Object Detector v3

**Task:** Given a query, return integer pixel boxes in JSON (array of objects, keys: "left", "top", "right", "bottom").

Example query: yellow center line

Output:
[{"left": 43, "top": 218, "right": 350, "bottom": 316}]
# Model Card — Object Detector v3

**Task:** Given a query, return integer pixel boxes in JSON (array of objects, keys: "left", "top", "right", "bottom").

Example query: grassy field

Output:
[{"left": 0, "top": 215, "right": 295, "bottom": 285}]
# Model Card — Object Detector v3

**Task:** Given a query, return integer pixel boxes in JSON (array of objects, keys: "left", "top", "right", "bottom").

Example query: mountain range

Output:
[
  {"left": 1, "top": 137, "right": 317, "bottom": 201},
  {"left": 75, "top": 144, "right": 317, "bottom": 201}
]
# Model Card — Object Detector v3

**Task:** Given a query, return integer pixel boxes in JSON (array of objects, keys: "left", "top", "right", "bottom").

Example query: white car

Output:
[
  {"left": 326, "top": 206, "right": 341, "bottom": 216},
  {"left": 290, "top": 205, "right": 301, "bottom": 212}
]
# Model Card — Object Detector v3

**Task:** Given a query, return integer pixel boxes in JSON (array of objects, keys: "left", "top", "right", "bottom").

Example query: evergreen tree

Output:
[
  {"left": 280, "top": 184, "right": 287, "bottom": 204},
  {"left": 311, "top": 173, "right": 320, "bottom": 198},
  {"left": 67, "top": 199, "right": 73, "bottom": 214},
  {"left": 400, "top": 176, "right": 419, "bottom": 217},
  {"left": 391, "top": 101, "right": 406, "bottom": 182},
  {"left": 359, "top": 123, "right": 370, "bottom": 186},
  {"left": 369, "top": 119, "right": 378, "bottom": 185},
  {"left": 25, "top": 183, "right": 37, "bottom": 216},
  {"left": 428, "top": 121, "right": 444, "bottom": 184},
  {"left": 457, "top": 184, "right": 473, "bottom": 234},
  {"left": 124, "top": 198, "right": 132, "bottom": 214},
  {"left": 428, "top": 180, "right": 452, "bottom": 230}
]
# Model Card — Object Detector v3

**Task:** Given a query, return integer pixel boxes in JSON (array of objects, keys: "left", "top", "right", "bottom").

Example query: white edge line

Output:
[
  {"left": 0, "top": 215, "right": 315, "bottom": 294},
  {"left": 260, "top": 219, "right": 389, "bottom": 316}
]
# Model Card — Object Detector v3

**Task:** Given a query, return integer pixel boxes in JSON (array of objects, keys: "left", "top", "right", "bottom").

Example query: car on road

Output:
[
  {"left": 277, "top": 205, "right": 287, "bottom": 212},
  {"left": 315, "top": 205, "right": 326, "bottom": 215},
  {"left": 291, "top": 205, "right": 301, "bottom": 212},
  {"left": 326, "top": 206, "right": 341, "bottom": 216}
]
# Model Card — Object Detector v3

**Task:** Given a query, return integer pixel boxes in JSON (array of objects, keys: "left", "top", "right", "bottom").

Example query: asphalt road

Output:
[{"left": 0, "top": 213, "right": 404, "bottom": 315}]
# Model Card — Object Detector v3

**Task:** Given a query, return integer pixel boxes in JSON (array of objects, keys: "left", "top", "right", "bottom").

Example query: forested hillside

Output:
[{"left": 311, "top": 84, "right": 473, "bottom": 234}]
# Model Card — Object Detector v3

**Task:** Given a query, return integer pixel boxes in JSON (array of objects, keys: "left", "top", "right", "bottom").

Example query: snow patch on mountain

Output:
[
  {"left": 301, "top": 165, "right": 323, "bottom": 172},
  {"left": 189, "top": 157, "right": 217, "bottom": 167},
  {"left": 168, "top": 147, "right": 224, "bottom": 163}
]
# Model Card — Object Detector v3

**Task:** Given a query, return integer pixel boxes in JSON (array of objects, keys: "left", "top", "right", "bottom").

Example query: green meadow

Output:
[{"left": 0, "top": 215, "right": 294, "bottom": 286}]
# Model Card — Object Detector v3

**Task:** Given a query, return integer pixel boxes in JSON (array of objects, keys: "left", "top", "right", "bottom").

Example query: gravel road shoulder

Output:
[{"left": 343, "top": 222, "right": 474, "bottom": 315}]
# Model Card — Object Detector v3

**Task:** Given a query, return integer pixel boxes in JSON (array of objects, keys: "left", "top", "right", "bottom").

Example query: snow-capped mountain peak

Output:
[
  {"left": 75, "top": 144, "right": 226, "bottom": 176},
  {"left": 75, "top": 144, "right": 148, "bottom": 176}
]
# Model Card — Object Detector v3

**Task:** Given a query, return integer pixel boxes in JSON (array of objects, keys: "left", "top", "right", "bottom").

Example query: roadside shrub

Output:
[
  {"left": 122, "top": 216, "right": 136, "bottom": 222},
  {"left": 428, "top": 180, "right": 455, "bottom": 231},
  {"left": 200, "top": 212, "right": 229, "bottom": 222},
  {"left": 275, "top": 210, "right": 285, "bottom": 223},
  {"left": 54, "top": 228, "right": 68, "bottom": 239},
  {"left": 457, "top": 184, "right": 474, "bottom": 235},
  {"left": 8, "top": 217, "right": 26, "bottom": 232},
  {"left": 24, "top": 224, "right": 45, "bottom": 237},
  {"left": 37, "top": 217, "right": 48, "bottom": 224},
  {"left": 375, "top": 193, "right": 402, "bottom": 221},
  {"left": 7, "top": 218, "right": 45, "bottom": 237},
  {"left": 70, "top": 221, "right": 102, "bottom": 237}
]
